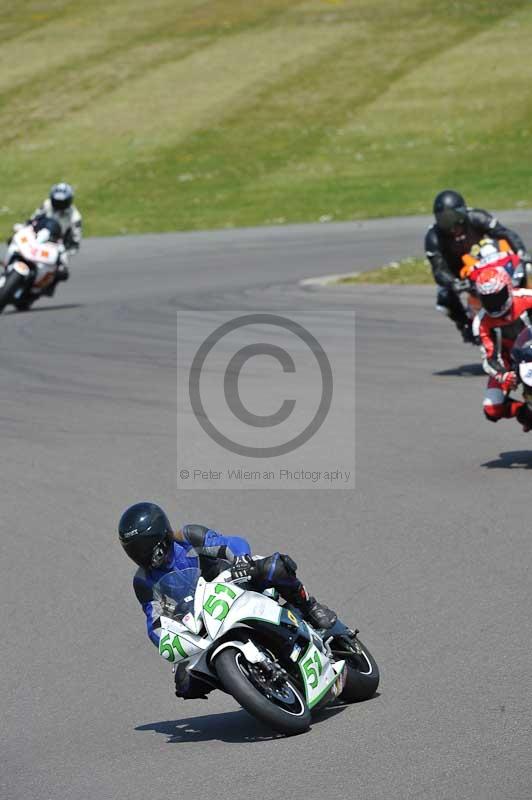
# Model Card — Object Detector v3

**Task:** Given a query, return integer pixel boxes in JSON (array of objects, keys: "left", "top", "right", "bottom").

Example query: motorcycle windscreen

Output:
[{"left": 153, "top": 567, "right": 201, "bottom": 622}]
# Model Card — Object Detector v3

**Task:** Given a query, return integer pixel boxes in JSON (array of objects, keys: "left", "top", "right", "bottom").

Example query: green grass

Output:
[
  {"left": 338, "top": 257, "right": 433, "bottom": 284},
  {"left": 1, "top": 0, "right": 532, "bottom": 236}
]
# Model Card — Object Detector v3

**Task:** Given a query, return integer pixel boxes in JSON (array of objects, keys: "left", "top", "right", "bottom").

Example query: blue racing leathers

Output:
[{"left": 133, "top": 524, "right": 251, "bottom": 647}]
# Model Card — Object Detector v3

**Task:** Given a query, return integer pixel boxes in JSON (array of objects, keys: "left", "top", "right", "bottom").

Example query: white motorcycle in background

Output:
[
  {"left": 153, "top": 565, "right": 379, "bottom": 735},
  {"left": 0, "top": 220, "right": 67, "bottom": 313}
]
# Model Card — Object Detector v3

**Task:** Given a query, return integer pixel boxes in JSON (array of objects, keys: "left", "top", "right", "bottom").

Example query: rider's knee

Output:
[
  {"left": 483, "top": 403, "right": 503, "bottom": 422},
  {"left": 254, "top": 552, "right": 298, "bottom": 585},
  {"left": 436, "top": 287, "right": 450, "bottom": 313}
]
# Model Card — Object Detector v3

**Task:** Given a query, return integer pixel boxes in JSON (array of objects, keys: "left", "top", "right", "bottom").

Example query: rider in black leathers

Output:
[{"left": 424, "top": 190, "right": 531, "bottom": 342}]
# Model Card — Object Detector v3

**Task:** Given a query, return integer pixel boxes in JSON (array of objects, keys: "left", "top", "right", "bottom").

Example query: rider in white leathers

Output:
[
  {"left": 8, "top": 183, "right": 82, "bottom": 295},
  {"left": 30, "top": 183, "right": 82, "bottom": 255}
]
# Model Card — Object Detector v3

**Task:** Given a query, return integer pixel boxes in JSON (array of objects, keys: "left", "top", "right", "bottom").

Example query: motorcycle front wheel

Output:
[
  {"left": 214, "top": 645, "right": 311, "bottom": 735},
  {"left": 0, "top": 271, "right": 25, "bottom": 313},
  {"left": 339, "top": 638, "right": 379, "bottom": 703}
]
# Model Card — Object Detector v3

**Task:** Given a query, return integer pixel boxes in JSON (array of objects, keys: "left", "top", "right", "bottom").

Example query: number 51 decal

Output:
[
  {"left": 159, "top": 632, "right": 187, "bottom": 662},
  {"left": 203, "top": 583, "right": 237, "bottom": 621},
  {"left": 301, "top": 651, "right": 323, "bottom": 689}
]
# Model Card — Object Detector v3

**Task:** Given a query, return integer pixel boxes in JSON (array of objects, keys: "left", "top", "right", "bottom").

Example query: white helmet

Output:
[{"left": 50, "top": 182, "right": 74, "bottom": 213}]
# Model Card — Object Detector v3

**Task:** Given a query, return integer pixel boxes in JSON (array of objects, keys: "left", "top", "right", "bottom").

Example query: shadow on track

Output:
[
  {"left": 4, "top": 303, "right": 85, "bottom": 315},
  {"left": 433, "top": 363, "right": 484, "bottom": 377},
  {"left": 136, "top": 704, "right": 347, "bottom": 744},
  {"left": 482, "top": 450, "right": 532, "bottom": 469}
]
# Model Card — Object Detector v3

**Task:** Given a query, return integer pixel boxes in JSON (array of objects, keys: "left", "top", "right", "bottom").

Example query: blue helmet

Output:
[{"left": 118, "top": 502, "right": 174, "bottom": 568}]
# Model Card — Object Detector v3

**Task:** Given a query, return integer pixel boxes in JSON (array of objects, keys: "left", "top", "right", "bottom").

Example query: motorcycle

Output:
[
  {"left": 153, "top": 564, "right": 379, "bottom": 735},
  {"left": 443, "top": 238, "right": 529, "bottom": 344},
  {"left": 511, "top": 326, "right": 532, "bottom": 427},
  {"left": 0, "top": 221, "right": 67, "bottom": 313}
]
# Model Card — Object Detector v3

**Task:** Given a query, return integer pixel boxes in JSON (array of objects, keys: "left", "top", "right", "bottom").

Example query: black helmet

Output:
[
  {"left": 433, "top": 189, "right": 468, "bottom": 232},
  {"left": 50, "top": 182, "right": 74, "bottom": 212},
  {"left": 33, "top": 215, "right": 62, "bottom": 243},
  {"left": 118, "top": 502, "right": 174, "bottom": 568}
]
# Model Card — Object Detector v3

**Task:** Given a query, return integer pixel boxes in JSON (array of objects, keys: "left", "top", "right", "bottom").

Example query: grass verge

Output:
[
  {"left": 338, "top": 257, "right": 432, "bottom": 285},
  {"left": 1, "top": 1, "right": 532, "bottom": 236}
]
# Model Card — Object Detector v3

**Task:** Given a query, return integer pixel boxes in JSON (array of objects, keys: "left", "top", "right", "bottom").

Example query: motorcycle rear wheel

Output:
[
  {"left": 13, "top": 295, "right": 34, "bottom": 311},
  {"left": 214, "top": 645, "right": 311, "bottom": 735}
]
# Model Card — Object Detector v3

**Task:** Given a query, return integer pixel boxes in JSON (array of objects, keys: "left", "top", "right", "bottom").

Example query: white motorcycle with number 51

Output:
[{"left": 153, "top": 565, "right": 379, "bottom": 735}]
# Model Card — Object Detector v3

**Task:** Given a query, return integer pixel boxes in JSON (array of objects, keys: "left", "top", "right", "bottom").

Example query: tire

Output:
[
  {"left": 214, "top": 645, "right": 311, "bottom": 736},
  {"left": 0, "top": 271, "right": 25, "bottom": 313},
  {"left": 340, "top": 639, "right": 380, "bottom": 703},
  {"left": 13, "top": 296, "right": 34, "bottom": 311}
]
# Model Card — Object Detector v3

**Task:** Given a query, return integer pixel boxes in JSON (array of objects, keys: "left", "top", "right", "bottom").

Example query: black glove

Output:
[{"left": 230, "top": 554, "right": 256, "bottom": 582}]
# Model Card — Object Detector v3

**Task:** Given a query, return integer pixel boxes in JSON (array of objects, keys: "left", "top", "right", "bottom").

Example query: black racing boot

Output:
[
  {"left": 290, "top": 585, "right": 337, "bottom": 630},
  {"left": 304, "top": 596, "right": 338, "bottom": 630}
]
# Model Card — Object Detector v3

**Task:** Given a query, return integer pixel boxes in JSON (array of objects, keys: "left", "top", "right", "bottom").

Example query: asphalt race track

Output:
[{"left": 2, "top": 213, "right": 532, "bottom": 800}]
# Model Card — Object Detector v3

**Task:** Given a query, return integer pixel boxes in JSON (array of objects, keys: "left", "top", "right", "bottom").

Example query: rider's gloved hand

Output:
[
  {"left": 496, "top": 371, "right": 518, "bottom": 392},
  {"left": 230, "top": 554, "right": 257, "bottom": 582}
]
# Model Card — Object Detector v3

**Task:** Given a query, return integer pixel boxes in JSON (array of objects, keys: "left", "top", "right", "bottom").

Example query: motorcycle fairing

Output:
[{"left": 297, "top": 636, "right": 345, "bottom": 709}]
